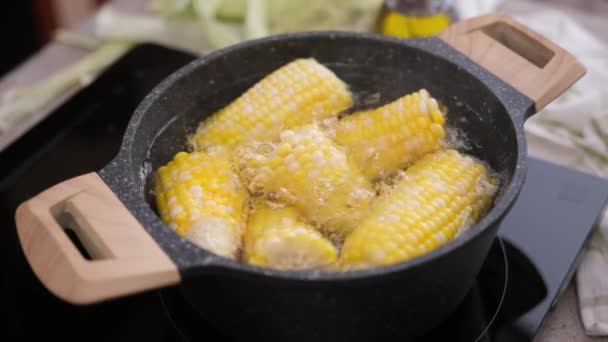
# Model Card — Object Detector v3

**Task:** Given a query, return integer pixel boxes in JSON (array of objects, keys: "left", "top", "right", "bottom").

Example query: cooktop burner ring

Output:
[
  {"left": 160, "top": 298, "right": 185, "bottom": 341},
  {"left": 474, "top": 237, "right": 509, "bottom": 341},
  {"left": 157, "top": 238, "right": 509, "bottom": 342}
]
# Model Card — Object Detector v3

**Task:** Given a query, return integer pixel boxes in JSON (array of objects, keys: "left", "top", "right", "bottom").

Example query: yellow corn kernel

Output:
[
  {"left": 237, "top": 124, "right": 374, "bottom": 237},
  {"left": 243, "top": 205, "right": 338, "bottom": 270},
  {"left": 335, "top": 89, "right": 446, "bottom": 180},
  {"left": 154, "top": 151, "right": 248, "bottom": 258},
  {"left": 190, "top": 58, "right": 352, "bottom": 151},
  {"left": 340, "top": 149, "right": 498, "bottom": 268}
]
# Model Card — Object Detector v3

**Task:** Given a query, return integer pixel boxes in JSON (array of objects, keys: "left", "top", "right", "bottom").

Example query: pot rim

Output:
[{"left": 112, "top": 31, "right": 529, "bottom": 282}]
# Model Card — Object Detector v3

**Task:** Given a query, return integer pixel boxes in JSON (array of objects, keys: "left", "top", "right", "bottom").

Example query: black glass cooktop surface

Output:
[{"left": 1, "top": 44, "right": 607, "bottom": 341}]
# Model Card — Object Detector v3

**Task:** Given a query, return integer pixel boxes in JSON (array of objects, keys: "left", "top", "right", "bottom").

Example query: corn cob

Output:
[
  {"left": 243, "top": 205, "right": 338, "bottom": 270},
  {"left": 334, "top": 89, "right": 446, "bottom": 180},
  {"left": 190, "top": 58, "right": 352, "bottom": 151},
  {"left": 340, "top": 149, "right": 498, "bottom": 268},
  {"left": 237, "top": 124, "right": 374, "bottom": 237},
  {"left": 154, "top": 151, "right": 248, "bottom": 258}
]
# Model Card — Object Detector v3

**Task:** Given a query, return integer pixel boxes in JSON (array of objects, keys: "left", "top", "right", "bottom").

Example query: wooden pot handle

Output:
[
  {"left": 15, "top": 172, "right": 180, "bottom": 304},
  {"left": 438, "top": 13, "right": 586, "bottom": 112}
]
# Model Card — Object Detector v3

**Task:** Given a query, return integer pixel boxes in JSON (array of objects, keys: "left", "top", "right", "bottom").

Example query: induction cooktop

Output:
[{"left": 1, "top": 44, "right": 606, "bottom": 342}]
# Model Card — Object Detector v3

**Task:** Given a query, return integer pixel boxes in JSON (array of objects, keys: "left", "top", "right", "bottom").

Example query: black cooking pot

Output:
[{"left": 15, "top": 13, "right": 584, "bottom": 341}]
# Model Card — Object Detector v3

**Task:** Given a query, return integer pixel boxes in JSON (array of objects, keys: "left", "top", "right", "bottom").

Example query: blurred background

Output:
[
  {"left": 0, "top": 1, "right": 107, "bottom": 77},
  {"left": 4, "top": 0, "right": 607, "bottom": 78},
  {"left": 2, "top": 0, "right": 607, "bottom": 79}
]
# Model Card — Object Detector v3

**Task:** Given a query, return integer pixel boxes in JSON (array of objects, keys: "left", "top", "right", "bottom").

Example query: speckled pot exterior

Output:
[{"left": 99, "top": 32, "right": 534, "bottom": 341}]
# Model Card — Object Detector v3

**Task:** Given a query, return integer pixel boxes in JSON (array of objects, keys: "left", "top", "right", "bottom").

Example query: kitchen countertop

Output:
[{"left": 1, "top": 0, "right": 606, "bottom": 341}]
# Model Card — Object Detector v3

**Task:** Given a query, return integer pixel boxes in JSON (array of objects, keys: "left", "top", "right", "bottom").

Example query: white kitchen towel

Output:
[{"left": 578, "top": 211, "right": 608, "bottom": 335}]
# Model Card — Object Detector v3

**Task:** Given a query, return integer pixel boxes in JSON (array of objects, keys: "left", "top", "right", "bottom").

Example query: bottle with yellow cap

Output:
[{"left": 375, "top": 0, "right": 456, "bottom": 38}]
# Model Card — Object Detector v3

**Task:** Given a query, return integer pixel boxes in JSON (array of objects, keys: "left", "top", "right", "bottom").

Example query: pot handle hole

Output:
[
  {"left": 438, "top": 12, "right": 586, "bottom": 113},
  {"left": 15, "top": 172, "right": 180, "bottom": 305}
]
